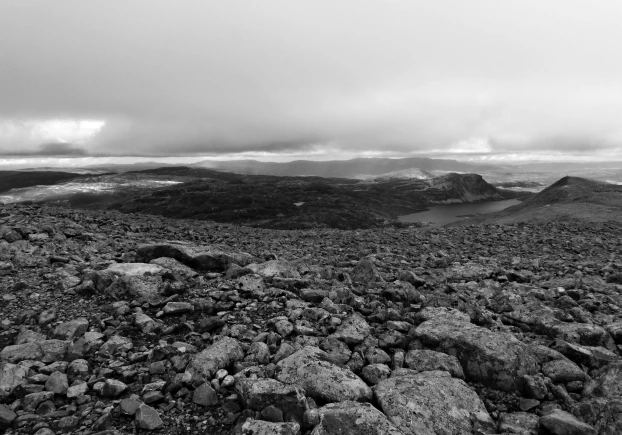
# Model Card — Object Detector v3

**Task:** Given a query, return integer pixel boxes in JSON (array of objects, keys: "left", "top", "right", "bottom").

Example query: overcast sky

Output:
[{"left": 1, "top": 0, "right": 622, "bottom": 164}]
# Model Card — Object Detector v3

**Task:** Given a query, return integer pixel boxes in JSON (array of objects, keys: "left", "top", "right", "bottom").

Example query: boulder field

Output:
[{"left": 1, "top": 203, "right": 621, "bottom": 434}]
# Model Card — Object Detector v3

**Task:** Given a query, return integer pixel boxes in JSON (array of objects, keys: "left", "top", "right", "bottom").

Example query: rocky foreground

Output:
[{"left": 1, "top": 204, "right": 621, "bottom": 435}]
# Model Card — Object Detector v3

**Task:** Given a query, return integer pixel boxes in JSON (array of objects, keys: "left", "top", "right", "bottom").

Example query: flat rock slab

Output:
[
  {"left": 137, "top": 242, "right": 255, "bottom": 272},
  {"left": 185, "top": 337, "right": 245, "bottom": 381},
  {"left": 311, "top": 401, "right": 403, "bottom": 435},
  {"left": 150, "top": 257, "right": 198, "bottom": 279},
  {"left": 105, "top": 262, "right": 164, "bottom": 277},
  {"left": 414, "top": 317, "right": 538, "bottom": 391},
  {"left": 275, "top": 346, "right": 372, "bottom": 403},
  {"left": 375, "top": 371, "right": 494, "bottom": 435}
]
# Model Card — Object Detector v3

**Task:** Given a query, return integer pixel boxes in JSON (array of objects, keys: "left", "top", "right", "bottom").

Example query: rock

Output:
[
  {"left": 445, "top": 262, "right": 493, "bottom": 281},
  {"left": 120, "top": 397, "right": 141, "bottom": 415},
  {"left": 193, "top": 382, "right": 219, "bottom": 406},
  {"left": 67, "top": 359, "right": 89, "bottom": 381},
  {"left": 0, "top": 362, "right": 28, "bottom": 398},
  {"left": 539, "top": 409, "right": 596, "bottom": 435},
  {"left": 545, "top": 322, "right": 614, "bottom": 349},
  {"left": 102, "top": 379, "right": 128, "bottom": 398},
  {"left": 414, "top": 317, "right": 538, "bottom": 391},
  {"left": 329, "top": 313, "right": 370, "bottom": 345},
  {"left": 360, "top": 364, "right": 391, "bottom": 385},
  {"left": 137, "top": 242, "right": 255, "bottom": 272},
  {"left": 105, "top": 275, "right": 165, "bottom": 305},
  {"left": 66, "top": 381, "right": 88, "bottom": 398},
  {"left": 185, "top": 337, "right": 245, "bottom": 381},
  {"left": 99, "top": 335, "right": 133, "bottom": 355},
  {"left": 498, "top": 412, "right": 540, "bottom": 435},
  {"left": 241, "top": 420, "right": 301, "bottom": 435},
  {"left": 135, "top": 403, "right": 164, "bottom": 430},
  {"left": 542, "top": 359, "right": 588, "bottom": 383},
  {"left": 15, "top": 328, "right": 46, "bottom": 345},
  {"left": 0, "top": 342, "right": 43, "bottom": 363},
  {"left": 51, "top": 318, "right": 89, "bottom": 340},
  {"left": 150, "top": 256, "right": 198, "bottom": 279},
  {"left": 134, "top": 312, "right": 159, "bottom": 333},
  {"left": 375, "top": 371, "right": 494, "bottom": 435},
  {"left": 583, "top": 361, "right": 622, "bottom": 398},
  {"left": 236, "top": 378, "right": 307, "bottom": 421},
  {"left": 404, "top": 349, "right": 465, "bottom": 379},
  {"left": 244, "top": 342, "right": 270, "bottom": 365},
  {"left": 319, "top": 337, "right": 352, "bottom": 365},
  {"left": 40, "top": 340, "right": 69, "bottom": 363},
  {"left": 44, "top": 371, "right": 68, "bottom": 395},
  {"left": 275, "top": 346, "right": 372, "bottom": 403},
  {"left": 163, "top": 301, "right": 194, "bottom": 315},
  {"left": 247, "top": 260, "right": 301, "bottom": 279},
  {"left": 311, "top": 401, "right": 402, "bottom": 435},
  {"left": 105, "top": 262, "right": 164, "bottom": 277},
  {"left": 0, "top": 404, "right": 17, "bottom": 429},
  {"left": 352, "top": 258, "right": 383, "bottom": 284}
]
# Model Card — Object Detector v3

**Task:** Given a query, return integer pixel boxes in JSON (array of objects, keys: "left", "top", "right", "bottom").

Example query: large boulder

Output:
[
  {"left": 375, "top": 371, "right": 494, "bottom": 435},
  {"left": 413, "top": 317, "right": 538, "bottom": 391},
  {"left": 310, "top": 401, "right": 403, "bottom": 435},
  {"left": 275, "top": 347, "right": 372, "bottom": 403},
  {"left": 185, "top": 337, "right": 245, "bottom": 381},
  {"left": 137, "top": 242, "right": 255, "bottom": 272},
  {"left": 404, "top": 349, "right": 464, "bottom": 379}
]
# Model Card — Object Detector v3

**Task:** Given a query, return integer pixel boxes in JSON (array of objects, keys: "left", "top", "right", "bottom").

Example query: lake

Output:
[{"left": 398, "top": 199, "right": 521, "bottom": 226}]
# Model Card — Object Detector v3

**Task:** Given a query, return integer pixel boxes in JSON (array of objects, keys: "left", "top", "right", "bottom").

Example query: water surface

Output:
[{"left": 399, "top": 199, "right": 521, "bottom": 226}]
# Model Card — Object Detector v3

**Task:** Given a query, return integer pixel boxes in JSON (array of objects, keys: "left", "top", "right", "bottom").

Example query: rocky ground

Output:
[{"left": 1, "top": 203, "right": 621, "bottom": 434}]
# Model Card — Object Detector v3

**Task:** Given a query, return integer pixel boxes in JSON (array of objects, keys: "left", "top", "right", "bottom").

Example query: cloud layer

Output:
[{"left": 1, "top": 1, "right": 622, "bottom": 161}]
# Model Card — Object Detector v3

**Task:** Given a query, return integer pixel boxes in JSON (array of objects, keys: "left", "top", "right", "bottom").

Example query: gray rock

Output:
[
  {"left": 67, "top": 359, "right": 89, "bottom": 381},
  {"left": 583, "top": 361, "right": 622, "bottom": 398},
  {"left": 0, "top": 342, "right": 43, "bottom": 363},
  {"left": 102, "top": 379, "right": 128, "bottom": 398},
  {"left": 15, "top": 328, "right": 46, "bottom": 344},
  {"left": 320, "top": 337, "right": 352, "bottom": 365},
  {"left": 66, "top": 381, "right": 88, "bottom": 398},
  {"left": 241, "top": 420, "right": 301, "bottom": 435},
  {"left": 236, "top": 378, "right": 307, "bottom": 421},
  {"left": 329, "top": 313, "right": 370, "bottom": 345},
  {"left": 375, "top": 371, "right": 494, "bottom": 435},
  {"left": 40, "top": 339, "right": 69, "bottom": 363},
  {"left": 150, "top": 256, "right": 199, "bottom": 279},
  {"left": 414, "top": 317, "right": 538, "bottom": 391},
  {"left": 163, "top": 301, "right": 194, "bottom": 315},
  {"left": 244, "top": 342, "right": 270, "bottom": 365},
  {"left": 134, "top": 312, "right": 159, "bottom": 333},
  {"left": 44, "top": 371, "right": 68, "bottom": 395},
  {"left": 498, "top": 412, "right": 540, "bottom": 435},
  {"left": 247, "top": 260, "right": 301, "bottom": 279},
  {"left": 105, "top": 275, "right": 165, "bottom": 305},
  {"left": 405, "top": 349, "right": 465, "bottom": 378},
  {"left": 137, "top": 242, "right": 255, "bottom": 272},
  {"left": 573, "top": 397, "right": 622, "bottom": 435},
  {"left": 542, "top": 359, "right": 588, "bottom": 383},
  {"left": 0, "top": 362, "right": 28, "bottom": 398},
  {"left": 361, "top": 364, "right": 391, "bottom": 385},
  {"left": 105, "top": 262, "right": 164, "bottom": 277},
  {"left": 352, "top": 258, "right": 383, "bottom": 284},
  {"left": 52, "top": 318, "right": 89, "bottom": 340},
  {"left": 539, "top": 409, "right": 596, "bottom": 435},
  {"left": 185, "top": 337, "right": 245, "bottom": 381},
  {"left": 311, "top": 401, "right": 403, "bottom": 435},
  {"left": 0, "top": 404, "right": 17, "bottom": 429},
  {"left": 99, "top": 335, "right": 133, "bottom": 356},
  {"left": 135, "top": 403, "right": 164, "bottom": 430},
  {"left": 23, "top": 391, "right": 54, "bottom": 412},
  {"left": 275, "top": 346, "right": 372, "bottom": 403},
  {"left": 192, "top": 382, "right": 219, "bottom": 406}
]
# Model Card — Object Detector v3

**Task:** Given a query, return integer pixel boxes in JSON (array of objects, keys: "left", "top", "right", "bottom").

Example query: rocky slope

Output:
[{"left": 1, "top": 203, "right": 621, "bottom": 434}]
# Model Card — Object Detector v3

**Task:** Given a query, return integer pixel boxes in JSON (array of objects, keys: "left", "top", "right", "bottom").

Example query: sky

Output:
[{"left": 1, "top": 0, "right": 622, "bottom": 167}]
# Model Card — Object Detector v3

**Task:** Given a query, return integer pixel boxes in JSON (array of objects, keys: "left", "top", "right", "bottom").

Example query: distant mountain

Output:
[
  {"left": 452, "top": 176, "right": 622, "bottom": 225},
  {"left": 371, "top": 167, "right": 434, "bottom": 181},
  {"left": 192, "top": 157, "right": 501, "bottom": 178}
]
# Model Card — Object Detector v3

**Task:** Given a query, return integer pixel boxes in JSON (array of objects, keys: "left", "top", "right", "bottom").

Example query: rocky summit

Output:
[{"left": 0, "top": 202, "right": 621, "bottom": 435}]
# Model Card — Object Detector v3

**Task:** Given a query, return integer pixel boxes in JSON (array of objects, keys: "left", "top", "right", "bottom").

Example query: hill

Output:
[
  {"left": 452, "top": 176, "right": 622, "bottom": 225},
  {"left": 192, "top": 157, "right": 501, "bottom": 178},
  {"left": 50, "top": 167, "right": 514, "bottom": 230},
  {"left": 371, "top": 167, "right": 433, "bottom": 181},
  {"left": 0, "top": 170, "right": 99, "bottom": 194}
]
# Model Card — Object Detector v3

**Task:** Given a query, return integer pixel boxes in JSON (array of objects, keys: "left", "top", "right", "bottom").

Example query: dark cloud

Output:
[
  {"left": 0, "top": 1, "right": 621, "bottom": 161},
  {"left": 0, "top": 142, "right": 87, "bottom": 157}
]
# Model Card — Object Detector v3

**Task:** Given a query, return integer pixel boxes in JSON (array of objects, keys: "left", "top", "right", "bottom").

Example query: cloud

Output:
[
  {"left": 0, "top": 142, "right": 87, "bottom": 157},
  {"left": 0, "top": 1, "right": 621, "bottom": 160}
]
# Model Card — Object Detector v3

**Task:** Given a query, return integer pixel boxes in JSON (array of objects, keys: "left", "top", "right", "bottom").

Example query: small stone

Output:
[
  {"left": 222, "top": 375, "right": 236, "bottom": 388},
  {"left": 66, "top": 382, "right": 88, "bottom": 398},
  {"left": 261, "top": 405, "right": 284, "bottom": 423},
  {"left": 120, "top": 398, "right": 141, "bottom": 415},
  {"left": 102, "top": 379, "right": 128, "bottom": 398},
  {"left": 193, "top": 383, "right": 219, "bottom": 406},
  {"left": 44, "top": 371, "right": 68, "bottom": 395}
]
